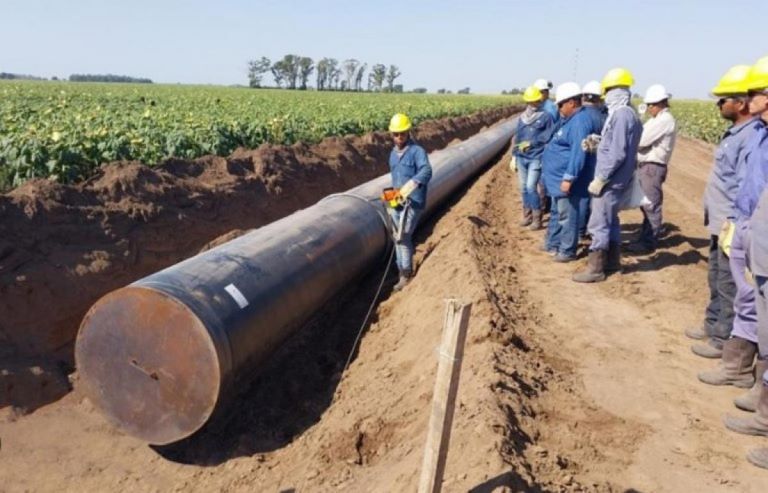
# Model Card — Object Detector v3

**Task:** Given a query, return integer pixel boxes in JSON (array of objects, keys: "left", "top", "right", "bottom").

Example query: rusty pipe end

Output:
[{"left": 75, "top": 286, "right": 222, "bottom": 445}]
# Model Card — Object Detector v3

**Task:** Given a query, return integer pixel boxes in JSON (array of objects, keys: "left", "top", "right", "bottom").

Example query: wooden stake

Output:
[{"left": 417, "top": 299, "right": 472, "bottom": 493}]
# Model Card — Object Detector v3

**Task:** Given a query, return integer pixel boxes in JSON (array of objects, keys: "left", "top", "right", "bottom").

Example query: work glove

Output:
[
  {"left": 581, "top": 134, "right": 601, "bottom": 153},
  {"left": 718, "top": 220, "right": 735, "bottom": 257},
  {"left": 746, "top": 267, "right": 756, "bottom": 287},
  {"left": 516, "top": 140, "right": 532, "bottom": 152},
  {"left": 588, "top": 177, "right": 608, "bottom": 196},
  {"left": 398, "top": 179, "right": 418, "bottom": 204},
  {"left": 509, "top": 155, "right": 517, "bottom": 172}
]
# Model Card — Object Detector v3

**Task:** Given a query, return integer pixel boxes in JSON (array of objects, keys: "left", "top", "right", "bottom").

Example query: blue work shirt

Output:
[
  {"left": 389, "top": 140, "right": 433, "bottom": 210},
  {"left": 583, "top": 105, "right": 608, "bottom": 134},
  {"left": 542, "top": 99, "right": 560, "bottom": 124},
  {"left": 704, "top": 117, "right": 761, "bottom": 235},
  {"left": 541, "top": 107, "right": 595, "bottom": 198},
  {"left": 734, "top": 121, "right": 768, "bottom": 222},
  {"left": 595, "top": 106, "right": 642, "bottom": 190},
  {"left": 514, "top": 111, "right": 555, "bottom": 160}
]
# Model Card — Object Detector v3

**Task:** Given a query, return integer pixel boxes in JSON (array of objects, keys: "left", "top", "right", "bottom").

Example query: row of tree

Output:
[
  {"left": 248, "top": 55, "right": 402, "bottom": 92},
  {"left": 69, "top": 74, "right": 153, "bottom": 83},
  {"left": 0, "top": 72, "right": 48, "bottom": 80}
]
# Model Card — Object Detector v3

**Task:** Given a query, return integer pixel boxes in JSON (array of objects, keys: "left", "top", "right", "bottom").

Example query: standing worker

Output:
[
  {"left": 512, "top": 86, "right": 555, "bottom": 230},
  {"left": 582, "top": 80, "right": 608, "bottom": 132},
  {"left": 579, "top": 80, "right": 609, "bottom": 236},
  {"left": 573, "top": 68, "right": 642, "bottom": 283},
  {"left": 687, "top": 65, "right": 760, "bottom": 360},
  {"left": 534, "top": 79, "right": 558, "bottom": 123},
  {"left": 721, "top": 57, "right": 768, "bottom": 471},
  {"left": 628, "top": 84, "right": 678, "bottom": 253},
  {"left": 541, "top": 82, "right": 596, "bottom": 262},
  {"left": 386, "top": 113, "right": 433, "bottom": 291}
]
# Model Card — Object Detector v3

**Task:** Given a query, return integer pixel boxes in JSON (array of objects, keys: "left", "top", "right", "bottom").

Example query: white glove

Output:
[
  {"left": 588, "top": 178, "right": 608, "bottom": 196},
  {"left": 719, "top": 220, "right": 735, "bottom": 257},
  {"left": 509, "top": 155, "right": 517, "bottom": 172},
  {"left": 399, "top": 179, "right": 418, "bottom": 201},
  {"left": 581, "top": 134, "right": 601, "bottom": 153}
]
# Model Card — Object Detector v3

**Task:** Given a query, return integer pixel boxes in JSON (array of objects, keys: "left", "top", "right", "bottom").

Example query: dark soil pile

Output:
[{"left": 0, "top": 105, "right": 521, "bottom": 375}]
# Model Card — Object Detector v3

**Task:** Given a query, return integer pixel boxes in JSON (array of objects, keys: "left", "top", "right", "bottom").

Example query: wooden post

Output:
[{"left": 417, "top": 299, "right": 472, "bottom": 493}]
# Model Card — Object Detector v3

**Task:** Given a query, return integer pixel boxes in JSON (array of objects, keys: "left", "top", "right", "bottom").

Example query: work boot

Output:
[
  {"left": 685, "top": 326, "right": 708, "bottom": 340},
  {"left": 519, "top": 208, "right": 532, "bottom": 227},
  {"left": 605, "top": 241, "right": 622, "bottom": 273},
  {"left": 723, "top": 383, "right": 768, "bottom": 437},
  {"left": 735, "top": 358, "right": 768, "bottom": 412},
  {"left": 393, "top": 270, "right": 412, "bottom": 292},
  {"left": 747, "top": 448, "right": 768, "bottom": 470},
  {"left": 572, "top": 250, "right": 607, "bottom": 283},
  {"left": 691, "top": 338, "right": 724, "bottom": 359},
  {"left": 697, "top": 337, "right": 756, "bottom": 388},
  {"left": 529, "top": 210, "right": 542, "bottom": 230}
]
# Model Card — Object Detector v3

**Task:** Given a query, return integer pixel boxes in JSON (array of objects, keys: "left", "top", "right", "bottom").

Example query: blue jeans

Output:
[
  {"left": 516, "top": 156, "right": 542, "bottom": 210},
  {"left": 545, "top": 196, "right": 579, "bottom": 257},
  {"left": 388, "top": 206, "right": 422, "bottom": 274},
  {"left": 578, "top": 196, "right": 591, "bottom": 237}
]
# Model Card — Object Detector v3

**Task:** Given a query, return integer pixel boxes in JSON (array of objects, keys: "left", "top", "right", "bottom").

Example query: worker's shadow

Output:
[{"left": 151, "top": 246, "right": 401, "bottom": 466}]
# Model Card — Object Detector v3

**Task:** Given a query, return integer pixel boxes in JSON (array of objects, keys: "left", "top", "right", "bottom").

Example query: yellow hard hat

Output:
[
  {"left": 388, "top": 113, "right": 412, "bottom": 133},
  {"left": 746, "top": 55, "right": 768, "bottom": 92},
  {"left": 522, "top": 86, "right": 543, "bottom": 103},
  {"left": 601, "top": 67, "right": 634, "bottom": 92},
  {"left": 711, "top": 65, "right": 752, "bottom": 96}
]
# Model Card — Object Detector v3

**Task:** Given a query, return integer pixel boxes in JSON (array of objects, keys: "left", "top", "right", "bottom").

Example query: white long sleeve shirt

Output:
[{"left": 637, "top": 108, "right": 677, "bottom": 165}]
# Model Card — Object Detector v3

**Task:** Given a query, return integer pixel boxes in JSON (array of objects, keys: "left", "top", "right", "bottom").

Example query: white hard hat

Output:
[
  {"left": 533, "top": 78, "right": 553, "bottom": 91},
  {"left": 582, "top": 80, "right": 602, "bottom": 97},
  {"left": 643, "top": 84, "right": 671, "bottom": 104},
  {"left": 555, "top": 82, "right": 581, "bottom": 104}
]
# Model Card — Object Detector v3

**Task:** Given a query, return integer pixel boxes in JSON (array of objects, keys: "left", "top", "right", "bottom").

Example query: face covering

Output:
[{"left": 521, "top": 103, "right": 544, "bottom": 125}]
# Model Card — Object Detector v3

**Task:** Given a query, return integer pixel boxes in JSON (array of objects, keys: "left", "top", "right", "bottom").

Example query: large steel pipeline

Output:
[{"left": 75, "top": 117, "right": 518, "bottom": 445}]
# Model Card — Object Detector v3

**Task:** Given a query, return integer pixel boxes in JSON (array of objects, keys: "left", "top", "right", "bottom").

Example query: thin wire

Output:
[{"left": 342, "top": 243, "right": 396, "bottom": 375}]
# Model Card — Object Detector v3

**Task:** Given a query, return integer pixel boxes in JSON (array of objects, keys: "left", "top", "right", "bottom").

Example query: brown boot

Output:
[
  {"left": 723, "top": 382, "right": 768, "bottom": 436},
  {"left": 519, "top": 208, "right": 532, "bottom": 227},
  {"left": 684, "top": 326, "right": 708, "bottom": 340},
  {"left": 747, "top": 448, "right": 768, "bottom": 470},
  {"left": 735, "top": 358, "right": 768, "bottom": 412},
  {"left": 529, "top": 209, "right": 542, "bottom": 230},
  {"left": 605, "top": 241, "right": 622, "bottom": 273},
  {"left": 698, "top": 337, "right": 756, "bottom": 388},
  {"left": 572, "top": 250, "right": 607, "bottom": 283}
]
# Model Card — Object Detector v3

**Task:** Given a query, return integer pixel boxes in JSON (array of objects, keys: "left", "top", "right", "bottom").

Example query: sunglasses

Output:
[
  {"left": 716, "top": 96, "right": 743, "bottom": 106},
  {"left": 392, "top": 132, "right": 408, "bottom": 138}
]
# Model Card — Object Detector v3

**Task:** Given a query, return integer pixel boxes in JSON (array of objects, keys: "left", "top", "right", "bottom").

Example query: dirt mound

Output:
[{"left": 0, "top": 106, "right": 521, "bottom": 379}]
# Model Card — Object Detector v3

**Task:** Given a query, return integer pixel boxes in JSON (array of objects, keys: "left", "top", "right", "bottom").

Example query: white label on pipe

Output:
[{"left": 224, "top": 283, "right": 249, "bottom": 309}]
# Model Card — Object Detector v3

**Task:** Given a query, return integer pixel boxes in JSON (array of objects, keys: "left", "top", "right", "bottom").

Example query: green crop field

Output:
[
  {"left": 0, "top": 81, "right": 519, "bottom": 189},
  {"left": 670, "top": 100, "right": 726, "bottom": 145}
]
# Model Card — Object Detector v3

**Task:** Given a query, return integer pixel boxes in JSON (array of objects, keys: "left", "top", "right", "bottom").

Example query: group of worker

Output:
[
  {"left": 510, "top": 58, "right": 768, "bottom": 470},
  {"left": 382, "top": 56, "right": 768, "bottom": 470},
  {"left": 511, "top": 70, "right": 678, "bottom": 280}
]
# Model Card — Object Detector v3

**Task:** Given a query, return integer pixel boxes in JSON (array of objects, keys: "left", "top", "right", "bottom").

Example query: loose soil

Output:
[{"left": 1, "top": 128, "right": 766, "bottom": 491}]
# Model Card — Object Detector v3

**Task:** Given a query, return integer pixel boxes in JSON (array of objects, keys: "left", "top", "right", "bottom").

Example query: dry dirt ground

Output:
[{"left": 1, "top": 135, "right": 767, "bottom": 491}]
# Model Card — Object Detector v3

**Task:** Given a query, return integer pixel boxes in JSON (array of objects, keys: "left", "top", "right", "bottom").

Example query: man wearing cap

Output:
[
  {"left": 386, "top": 113, "right": 433, "bottom": 291},
  {"left": 582, "top": 80, "right": 608, "bottom": 133},
  {"left": 534, "top": 79, "right": 558, "bottom": 123},
  {"left": 721, "top": 56, "right": 768, "bottom": 471},
  {"left": 541, "top": 82, "right": 597, "bottom": 262},
  {"left": 573, "top": 68, "right": 643, "bottom": 283},
  {"left": 628, "top": 84, "right": 678, "bottom": 253},
  {"left": 687, "top": 66, "right": 760, "bottom": 362}
]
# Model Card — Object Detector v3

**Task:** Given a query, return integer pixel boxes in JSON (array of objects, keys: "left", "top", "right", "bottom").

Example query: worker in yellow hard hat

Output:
[
  {"left": 720, "top": 55, "right": 768, "bottom": 471},
  {"left": 512, "top": 86, "right": 555, "bottom": 230},
  {"left": 573, "top": 68, "right": 642, "bottom": 283},
  {"left": 687, "top": 65, "right": 760, "bottom": 363},
  {"left": 386, "top": 113, "right": 433, "bottom": 291}
]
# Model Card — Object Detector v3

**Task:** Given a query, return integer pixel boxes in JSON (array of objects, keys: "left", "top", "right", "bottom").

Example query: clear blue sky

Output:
[{"left": 1, "top": 0, "right": 765, "bottom": 98}]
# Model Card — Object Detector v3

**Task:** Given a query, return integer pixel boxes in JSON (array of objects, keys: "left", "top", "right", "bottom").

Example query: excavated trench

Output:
[{"left": 0, "top": 106, "right": 521, "bottom": 414}]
